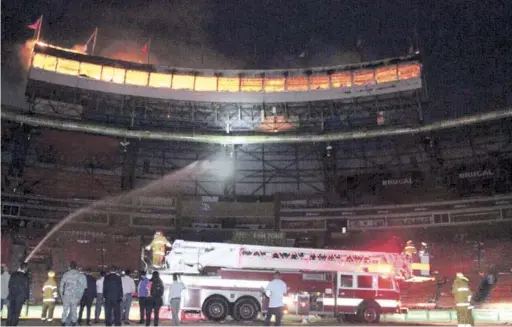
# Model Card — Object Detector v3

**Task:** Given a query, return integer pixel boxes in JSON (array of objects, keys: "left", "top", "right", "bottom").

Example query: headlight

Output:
[{"left": 283, "top": 296, "right": 294, "bottom": 306}]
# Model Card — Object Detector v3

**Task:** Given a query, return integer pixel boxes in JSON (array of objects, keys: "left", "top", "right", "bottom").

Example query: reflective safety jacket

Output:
[
  {"left": 42, "top": 278, "right": 58, "bottom": 302},
  {"left": 149, "top": 235, "right": 171, "bottom": 256},
  {"left": 403, "top": 245, "right": 417, "bottom": 256},
  {"left": 452, "top": 274, "right": 472, "bottom": 306}
]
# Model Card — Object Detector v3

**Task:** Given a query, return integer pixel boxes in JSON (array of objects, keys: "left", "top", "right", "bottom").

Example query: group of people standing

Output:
[
  {"left": 1, "top": 261, "right": 167, "bottom": 327},
  {"left": 56, "top": 263, "right": 166, "bottom": 327}
]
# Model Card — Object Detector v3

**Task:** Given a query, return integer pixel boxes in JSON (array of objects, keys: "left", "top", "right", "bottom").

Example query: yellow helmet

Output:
[{"left": 48, "top": 270, "right": 56, "bottom": 278}]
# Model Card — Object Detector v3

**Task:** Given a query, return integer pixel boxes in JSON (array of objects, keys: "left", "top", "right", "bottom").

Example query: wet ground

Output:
[
  {"left": 0, "top": 318, "right": 480, "bottom": 326},
  {"left": 2, "top": 307, "right": 509, "bottom": 326},
  {"left": 0, "top": 322, "right": 440, "bottom": 326}
]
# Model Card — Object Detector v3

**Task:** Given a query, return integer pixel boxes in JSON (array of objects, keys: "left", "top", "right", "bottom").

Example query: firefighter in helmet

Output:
[
  {"left": 145, "top": 231, "right": 171, "bottom": 268},
  {"left": 402, "top": 240, "right": 418, "bottom": 279},
  {"left": 452, "top": 272, "right": 474, "bottom": 327},
  {"left": 402, "top": 240, "right": 417, "bottom": 257},
  {"left": 41, "top": 270, "right": 58, "bottom": 323}
]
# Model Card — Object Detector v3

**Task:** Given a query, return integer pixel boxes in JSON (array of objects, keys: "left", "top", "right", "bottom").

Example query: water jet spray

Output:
[{"left": 25, "top": 159, "right": 206, "bottom": 263}]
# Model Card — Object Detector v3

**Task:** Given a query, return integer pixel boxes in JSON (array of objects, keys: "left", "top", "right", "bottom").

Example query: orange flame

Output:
[
  {"left": 108, "top": 51, "right": 159, "bottom": 64},
  {"left": 71, "top": 44, "right": 87, "bottom": 54},
  {"left": 256, "top": 115, "right": 297, "bottom": 133},
  {"left": 99, "top": 41, "right": 160, "bottom": 65}
]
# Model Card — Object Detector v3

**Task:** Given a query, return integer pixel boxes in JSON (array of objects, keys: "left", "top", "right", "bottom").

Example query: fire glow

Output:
[{"left": 36, "top": 41, "right": 85, "bottom": 55}]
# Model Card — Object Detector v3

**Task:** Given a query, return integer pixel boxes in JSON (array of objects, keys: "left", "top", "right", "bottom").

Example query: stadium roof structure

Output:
[
  {"left": 2, "top": 105, "right": 511, "bottom": 144},
  {"left": 13, "top": 42, "right": 427, "bottom": 135}
]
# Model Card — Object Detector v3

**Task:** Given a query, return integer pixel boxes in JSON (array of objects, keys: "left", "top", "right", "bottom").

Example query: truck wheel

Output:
[
  {"left": 233, "top": 298, "right": 259, "bottom": 321},
  {"left": 202, "top": 297, "right": 229, "bottom": 321},
  {"left": 357, "top": 302, "right": 381, "bottom": 323}
]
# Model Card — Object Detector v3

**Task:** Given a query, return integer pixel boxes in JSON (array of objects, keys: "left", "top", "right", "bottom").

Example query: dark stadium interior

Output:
[
  {"left": 2, "top": 44, "right": 512, "bottom": 310},
  {"left": 1, "top": 1, "right": 512, "bottom": 325}
]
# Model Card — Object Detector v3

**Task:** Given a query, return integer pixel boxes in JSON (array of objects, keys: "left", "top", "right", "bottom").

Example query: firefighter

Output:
[
  {"left": 402, "top": 240, "right": 417, "bottom": 257},
  {"left": 145, "top": 231, "right": 171, "bottom": 268},
  {"left": 41, "top": 270, "right": 58, "bottom": 323},
  {"left": 402, "top": 240, "right": 418, "bottom": 278},
  {"left": 452, "top": 272, "right": 474, "bottom": 327}
]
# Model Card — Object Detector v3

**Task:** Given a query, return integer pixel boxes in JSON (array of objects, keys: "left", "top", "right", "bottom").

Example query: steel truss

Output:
[
  {"left": 1, "top": 117, "right": 510, "bottom": 198},
  {"left": 25, "top": 79, "right": 423, "bottom": 134},
  {"left": 137, "top": 119, "right": 511, "bottom": 197},
  {"left": 136, "top": 141, "right": 326, "bottom": 196},
  {"left": 0, "top": 72, "right": 504, "bottom": 198}
]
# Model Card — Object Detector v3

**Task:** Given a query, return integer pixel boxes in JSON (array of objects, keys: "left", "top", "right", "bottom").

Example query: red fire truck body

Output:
[{"left": 160, "top": 240, "right": 409, "bottom": 323}]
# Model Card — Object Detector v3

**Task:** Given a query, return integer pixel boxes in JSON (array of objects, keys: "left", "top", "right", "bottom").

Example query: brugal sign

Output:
[
  {"left": 379, "top": 171, "right": 421, "bottom": 188},
  {"left": 381, "top": 177, "right": 413, "bottom": 186},
  {"left": 458, "top": 169, "right": 494, "bottom": 180}
]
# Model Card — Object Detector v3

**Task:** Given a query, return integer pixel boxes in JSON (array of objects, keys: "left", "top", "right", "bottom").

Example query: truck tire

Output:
[
  {"left": 233, "top": 298, "right": 259, "bottom": 322},
  {"left": 357, "top": 301, "right": 381, "bottom": 324},
  {"left": 202, "top": 296, "right": 229, "bottom": 321}
]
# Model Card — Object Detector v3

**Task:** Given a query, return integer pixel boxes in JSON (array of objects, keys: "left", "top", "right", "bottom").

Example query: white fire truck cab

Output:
[{"left": 159, "top": 240, "right": 410, "bottom": 324}]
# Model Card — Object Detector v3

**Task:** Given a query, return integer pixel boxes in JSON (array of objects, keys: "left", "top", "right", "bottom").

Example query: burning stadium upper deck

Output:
[{"left": 28, "top": 42, "right": 422, "bottom": 104}]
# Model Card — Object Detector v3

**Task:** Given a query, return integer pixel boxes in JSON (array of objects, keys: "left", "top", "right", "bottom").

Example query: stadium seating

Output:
[
  {"left": 429, "top": 239, "right": 512, "bottom": 276},
  {"left": 400, "top": 280, "right": 436, "bottom": 308},
  {"left": 43, "top": 231, "right": 142, "bottom": 272},
  {"left": 23, "top": 167, "right": 121, "bottom": 199}
]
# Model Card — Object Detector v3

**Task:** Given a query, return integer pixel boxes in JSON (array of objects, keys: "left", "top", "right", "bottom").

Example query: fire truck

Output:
[{"left": 151, "top": 240, "right": 413, "bottom": 324}]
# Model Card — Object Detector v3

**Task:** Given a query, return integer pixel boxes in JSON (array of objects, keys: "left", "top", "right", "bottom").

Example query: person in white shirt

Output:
[
  {"left": 94, "top": 271, "right": 105, "bottom": 323},
  {"left": 168, "top": 274, "right": 186, "bottom": 326},
  {"left": 264, "top": 271, "right": 287, "bottom": 326},
  {"left": 121, "top": 270, "right": 136, "bottom": 324},
  {"left": 1, "top": 264, "right": 10, "bottom": 319}
]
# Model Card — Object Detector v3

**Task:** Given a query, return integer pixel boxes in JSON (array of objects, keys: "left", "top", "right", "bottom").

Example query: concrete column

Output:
[
  {"left": 121, "top": 139, "right": 139, "bottom": 190},
  {"left": 274, "top": 193, "right": 281, "bottom": 231},
  {"left": 174, "top": 194, "right": 183, "bottom": 237}
]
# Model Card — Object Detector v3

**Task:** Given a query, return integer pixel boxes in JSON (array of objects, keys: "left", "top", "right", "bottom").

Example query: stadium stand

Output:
[{"left": 22, "top": 168, "right": 121, "bottom": 198}]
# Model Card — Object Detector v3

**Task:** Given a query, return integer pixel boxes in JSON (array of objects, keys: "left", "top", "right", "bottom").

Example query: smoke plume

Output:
[{"left": 1, "top": 41, "right": 35, "bottom": 108}]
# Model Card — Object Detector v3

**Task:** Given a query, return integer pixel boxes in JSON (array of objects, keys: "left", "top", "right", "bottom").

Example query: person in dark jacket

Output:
[
  {"left": 474, "top": 265, "right": 499, "bottom": 304},
  {"left": 137, "top": 271, "right": 150, "bottom": 325},
  {"left": 145, "top": 271, "right": 164, "bottom": 327},
  {"left": 6, "top": 262, "right": 29, "bottom": 326},
  {"left": 78, "top": 269, "right": 97, "bottom": 326},
  {"left": 103, "top": 266, "right": 123, "bottom": 327}
]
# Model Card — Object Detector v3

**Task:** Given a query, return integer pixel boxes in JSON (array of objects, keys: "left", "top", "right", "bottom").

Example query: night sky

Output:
[{"left": 2, "top": 0, "right": 511, "bottom": 121}]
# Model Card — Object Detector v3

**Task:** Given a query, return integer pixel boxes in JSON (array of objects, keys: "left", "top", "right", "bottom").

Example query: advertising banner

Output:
[
  {"left": 278, "top": 192, "right": 512, "bottom": 230},
  {"left": 377, "top": 171, "right": 424, "bottom": 189},
  {"left": 279, "top": 219, "right": 326, "bottom": 231},
  {"left": 232, "top": 230, "right": 286, "bottom": 246}
]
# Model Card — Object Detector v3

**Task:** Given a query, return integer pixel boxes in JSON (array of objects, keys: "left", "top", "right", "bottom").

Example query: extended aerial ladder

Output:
[{"left": 165, "top": 240, "right": 412, "bottom": 279}]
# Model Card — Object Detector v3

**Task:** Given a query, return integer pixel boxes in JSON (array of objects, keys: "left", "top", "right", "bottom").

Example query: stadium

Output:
[{"left": 1, "top": 6, "right": 512, "bottom": 326}]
